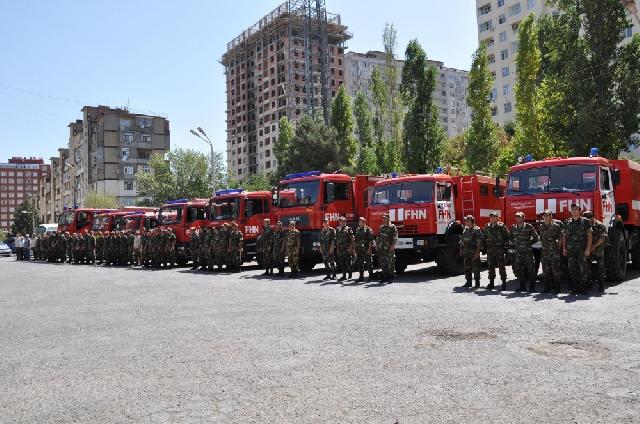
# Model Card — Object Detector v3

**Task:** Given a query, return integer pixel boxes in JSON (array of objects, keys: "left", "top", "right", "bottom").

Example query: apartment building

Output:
[
  {"left": 476, "top": 0, "right": 640, "bottom": 126},
  {"left": 0, "top": 157, "right": 48, "bottom": 232},
  {"left": 67, "top": 106, "right": 170, "bottom": 207},
  {"left": 344, "top": 50, "right": 471, "bottom": 138},
  {"left": 221, "top": 0, "right": 351, "bottom": 180}
]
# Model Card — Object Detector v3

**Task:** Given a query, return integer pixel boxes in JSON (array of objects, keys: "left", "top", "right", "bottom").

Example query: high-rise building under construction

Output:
[{"left": 221, "top": 0, "right": 351, "bottom": 180}]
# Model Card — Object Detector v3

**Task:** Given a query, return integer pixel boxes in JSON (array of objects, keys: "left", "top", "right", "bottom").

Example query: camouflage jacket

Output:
[
  {"left": 539, "top": 219, "right": 563, "bottom": 255},
  {"left": 354, "top": 225, "right": 374, "bottom": 252},
  {"left": 320, "top": 226, "right": 336, "bottom": 253},
  {"left": 590, "top": 219, "right": 607, "bottom": 256},
  {"left": 335, "top": 225, "right": 354, "bottom": 253},
  {"left": 509, "top": 223, "right": 539, "bottom": 252},
  {"left": 482, "top": 222, "right": 509, "bottom": 251},
  {"left": 228, "top": 230, "right": 243, "bottom": 251},
  {"left": 286, "top": 229, "right": 300, "bottom": 252},
  {"left": 461, "top": 225, "right": 482, "bottom": 255},
  {"left": 378, "top": 223, "right": 398, "bottom": 252},
  {"left": 563, "top": 217, "right": 592, "bottom": 252}
]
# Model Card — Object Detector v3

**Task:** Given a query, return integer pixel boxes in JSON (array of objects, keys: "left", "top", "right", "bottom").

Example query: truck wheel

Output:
[
  {"left": 176, "top": 255, "right": 187, "bottom": 267},
  {"left": 605, "top": 232, "right": 627, "bottom": 282},
  {"left": 299, "top": 259, "right": 315, "bottom": 272},
  {"left": 437, "top": 234, "right": 463, "bottom": 275},
  {"left": 631, "top": 246, "right": 640, "bottom": 269},
  {"left": 395, "top": 258, "right": 408, "bottom": 274}
]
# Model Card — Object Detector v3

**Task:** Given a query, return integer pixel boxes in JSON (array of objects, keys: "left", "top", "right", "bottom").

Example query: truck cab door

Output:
[
  {"left": 436, "top": 182, "right": 454, "bottom": 235},
  {"left": 600, "top": 167, "right": 615, "bottom": 224}
]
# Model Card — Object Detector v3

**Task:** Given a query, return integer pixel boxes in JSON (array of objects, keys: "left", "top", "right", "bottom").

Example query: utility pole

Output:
[{"left": 190, "top": 127, "right": 216, "bottom": 196}]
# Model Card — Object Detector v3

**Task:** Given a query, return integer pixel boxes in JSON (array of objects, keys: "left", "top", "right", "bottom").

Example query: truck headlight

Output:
[{"left": 416, "top": 240, "right": 426, "bottom": 246}]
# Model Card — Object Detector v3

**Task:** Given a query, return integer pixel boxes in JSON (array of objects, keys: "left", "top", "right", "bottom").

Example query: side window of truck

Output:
[
  {"left": 600, "top": 168, "right": 611, "bottom": 191},
  {"left": 333, "top": 182, "right": 350, "bottom": 200}
]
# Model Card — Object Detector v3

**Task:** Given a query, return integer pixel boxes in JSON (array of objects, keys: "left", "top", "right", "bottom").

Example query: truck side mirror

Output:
[
  {"left": 613, "top": 169, "right": 620, "bottom": 186},
  {"left": 326, "top": 182, "right": 335, "bottom": 203}
]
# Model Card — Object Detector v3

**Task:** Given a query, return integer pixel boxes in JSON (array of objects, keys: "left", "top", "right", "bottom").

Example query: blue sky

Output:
[{"left": 0, "top": 1, "right": 477, "bottom": 162}]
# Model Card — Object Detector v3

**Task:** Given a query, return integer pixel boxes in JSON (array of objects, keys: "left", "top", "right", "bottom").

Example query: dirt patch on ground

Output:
[
  {"left": 424, "top": 329, "right": 498, "bottom": 342},
  {"left": 528, "top": 341, "right": 611, "bottom": 360}
]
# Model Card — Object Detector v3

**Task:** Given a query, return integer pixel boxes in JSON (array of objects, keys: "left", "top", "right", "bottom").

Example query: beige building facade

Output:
[{"left": 476, "top": 0, "right": 640, "bottom": 126}]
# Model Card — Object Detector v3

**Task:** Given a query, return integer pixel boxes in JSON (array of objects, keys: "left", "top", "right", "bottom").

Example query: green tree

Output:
[
  {"left": 11, "top": 200, "right": 41, "bottom": 235},
  {"left": 353, "top": 91, "right": 373, "bottom": 148},
  {"left": 513, "top": 14, "right": 555, "bottom": 160},
  {"left": 616, "top": 34, "right": 640, "bottom": 151},
  {"left": 242, "top": 173, "right": 272, "bottom": 191},
  {"left": 135, "top": 148, "right": 213, "bottom": 204},
  {"left": 400, "top": 39, "right": 446, "bottom": 173},
  {"left": 465, "top": 42, "right": 499, "bottom": 173},
  {"left": 274, "top": 116, "right": 295, "bottom": 179},
  {"left": 330, "top": 85, "right": 357, "bottom": 167},
  {"left": 355, "top": 145, "right": 378, "bottom": 174},
  {"left": 0, "top": 229, "right": 6, "bottom": 242},
  {"left": 442, "top": 134, "right": 467, "bottom": 170},
  {"left": 83, "top": 191, "right": 119, "bottom": 209},
  {"left": 275, "top": 115, "right": 340, "bottom": 175},
  {"left": 383, "top": 23, "right": 404, "bottom": 151}
]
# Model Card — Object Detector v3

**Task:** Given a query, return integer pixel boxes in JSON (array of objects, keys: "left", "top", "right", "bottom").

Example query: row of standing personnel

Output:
[{"left": 461, "top": 204, "right": 607, "bottom": 295}]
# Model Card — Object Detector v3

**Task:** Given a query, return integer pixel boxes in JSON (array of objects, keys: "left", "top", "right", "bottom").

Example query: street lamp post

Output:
[{"left": 190, "top": 127, "right": 216, "bottom": 196}]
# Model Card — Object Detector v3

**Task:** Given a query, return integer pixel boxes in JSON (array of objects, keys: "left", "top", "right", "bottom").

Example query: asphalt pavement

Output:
[{"left": 1, "top": 257, "right": 639, "bottom": 423}]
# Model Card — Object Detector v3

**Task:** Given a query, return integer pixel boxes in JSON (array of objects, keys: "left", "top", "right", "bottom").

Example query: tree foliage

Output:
[
  {"left": 136, "top": 148, "right": 216, "bottom": 204},
  {"left": 274, "top": 116, "right": 295, "bottom": 179},
  {"left": 400, "top": 39, "right": 446, "bottom": 173},
  {"left": 465, "top": 42, "right": 499, "bottom": 173},
  {"left": 442, "top": 134, "right": 468, "bottom": 171},
  {"left": 11, "top": 200, "right": 41, "bottom": 235},
  {"left": 330, "top": 85, "right": 357, "bottom": 167},
  {"left": 241, "top": 172, "right": 272, "bottom": 191},
  {"left": 84, "top": 191, "right": 119, "bottom": 209},
  {"left": 353, "top": 91, "right": 373, "bottom": 148}
]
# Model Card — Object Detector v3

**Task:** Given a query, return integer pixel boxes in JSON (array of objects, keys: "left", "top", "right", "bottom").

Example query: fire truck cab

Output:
[
  {"left": 124, "top": 211, "right": 159, "bottom": 232},
  {"left": 505, "top": 151, "right": 640, "bottom": 281},
  {"left": 208, "top": 189, "right": 274, "bottom": 261},
  {"left": 158, "top": 198, "right": 209, "bottom": 265},
  {"left": 58, "top": 208, "right": 118, "bottom": 234},
  {"left": 368, "top": 172, "right": 505, "bottom": 274},
  {"left": 92, "top": 207, "right": 156, "bottom": 233},
  {"left": 274, "top": 171, "right": 381, "bottom": 271}
]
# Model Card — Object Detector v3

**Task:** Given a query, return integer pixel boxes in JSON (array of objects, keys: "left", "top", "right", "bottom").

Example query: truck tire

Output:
[
  {"left": 605, "top": 232, "right": 627, "bottom": 282},
  {"left": 631, "top": 245, "right": 640, "bottom": 269},
  {"left": 437, "top": 234, "right": 463, "bottom": 275},
  {"left": 176, "top": 253, "right": 187, "bottom": 267},
  {"left": 395, "top": 258, "right": 408, "bottom": 274},
  {"left": 299, "top": 259, "right": 316, "bottom": 272}
]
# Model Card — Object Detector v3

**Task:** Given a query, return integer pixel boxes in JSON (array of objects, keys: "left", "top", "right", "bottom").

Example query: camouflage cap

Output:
[
  {"left": 464, "top": 215, "right": 475, "bottom": 221},
  {"left": 322, "top": 217, "right": 329, "bottom": 222},
  {"left": 489, "top": 211, "right": 499, "bottom": 217},
  {"left": 542, "top": 209, "right": 553, "bottom": 216},
  {"left": 264, "top": 218, "right": 271, "bottom": 223},
  {"left": 339, "top": 216, "right": 346, "bottom": 221},
  {"left": 570, "top": 203, "right": 581, "bottom": 210},
  {"left": 583, "top": 210, "right": 594, "bottom": 218},
  {"left": 382, "top": 213, "right": 389, "bottom": 218},
  {"left": 515, "top": 211, "right": 525, "bottom": 218},
  {"left": 359, "top": 217, "right": 366, "bottom": 222}
]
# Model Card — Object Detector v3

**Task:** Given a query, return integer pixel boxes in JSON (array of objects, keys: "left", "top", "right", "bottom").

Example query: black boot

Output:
[
  {"left": 543, "top": 281, "right": 551, "bottom": 293},
  {"left": 323, "top": 274, "right": 331, "bottom": 280},
  {"left": 501, "top": 280, "right": 507, "bottom": 291},
  {"left": 357, "top": 272, "right": 364, "bottom": 283},
  {"left": 486, "top": 280, "right": 495, "bottom": 290},
  {"left": 338, "top": 274, "right": 347, "bottom": 281},
  {"left": 462, "top": 280, "right": 472, "bottom": 288},
  {"left": 516, "top": 281, "right": 526, "bottom": 292},
  {"left": 475, "top": 280, "right": 480, "bottom": 289},
  {"left": 598, "top": 280, "right": 605, "bottom": 293},
  {"left": 348, "top": 271, "right": 352, "bottom": 279},
  {"left": 528, "top": 281, "right": 535, "bottom": 293}
]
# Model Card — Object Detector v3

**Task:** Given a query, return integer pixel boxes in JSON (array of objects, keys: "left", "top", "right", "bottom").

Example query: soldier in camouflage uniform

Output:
[
  {"left": 218, "top": 224, "right": 230, "bottom": 271},
  {"left": 320, "top": 218, "right": 336, "bottom": 280},
  {"left": 141, "top": 229, "right": 149, "bottom": 267},
  {"left": 354, "top": 217, "right": 375, "bottom": 283},
  {"left": 95, "top": 232, "right": 104, "bottom": 264},
  {"left": 461, "top": 215, "right": 482, "bottom": 288},
  {"left": 539, "top": 209, "right": 564, "bottom": 294},
  {"left": 584, "top": 210, "right": 607, "bottom": 293},
  {"left": 258, "top": 219, "right": 274, "bottom": 276},
  {"left": 286, "top": 220, "right": 301, "bottom": 277},
  {"left": 563, "top": 204, "right": 593, "bottom": 295},
  {"left": 86, "top": 231, "right": 96, "bottom": 264},
  {"left": 482, "top": 211, "right": 509, "bottom": 290},
  {"left": 127, "top": 230, "right": 135, "bottom": 266},
  {"left": 189, "top": 228, "right": 200, "bottom": 270},
  {"left": 208, "top": 227, "right": 218, "bottom": 271},
  {"left": 272, "top": 222, "right": 287, "bottom": 276},
  {"left": 336, "top": 217, "right": 354, "bottom": 281},
  {"left": 66, "top": 233, "right": 74, "bottom": 263},
  {"left": 228, "top": 222, "right": 244, "bottom": 272},
  {"left": 377, "top": 213, "right": 398, "bottom": 284},
  {"left": 509, "top": 211, "right": 539, "bottom": 292},
  {"left": 167, "top": 228, "right": 176, "bottom": 268}
]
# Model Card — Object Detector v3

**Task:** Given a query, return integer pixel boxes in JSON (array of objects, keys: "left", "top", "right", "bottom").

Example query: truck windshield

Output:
[
  {"left": 507, "top": 165, "right": 597, "bottom": 195},
  {"left": 372, "top": 181, "right": 434, "bottom": 205},
  {"left": 278, "top": 180, "right": 320, "bottom": 208},
  {"left": 58, "top": 211, "right": 74, "bottom": 225},
  {"left": 159, "top": 206, "right": 182, "bottom": 225},
  {"left": 113, "top": 216, "right": 127, "bottom": 231},
  {"left": 92, "top": 215, "right": 110, "bottom": 231},
  {"left": 210, "top": 198, "right": 240, "bottom": 220}
]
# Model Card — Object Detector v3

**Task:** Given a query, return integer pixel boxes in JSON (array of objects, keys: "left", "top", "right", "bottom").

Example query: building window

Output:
[
  {"left": 122, "top": 148, "right": 130, "bottom": 160},
  {"left": 504, "top": 102, "right": 513, "bottom": 113},
  {"left": 499, "top": 31, "right": 507, "bottom": 42},
  {"left": 120, "top": 119, "right": 132, "bottom": 130},
  {"left": 509, "top": 3, "right": 521, "bottom": 17},
  {"left": 138, "top": 150, "right": 150, "bottom": 160},
  {"left": 503, "top": 84, "right": 511, "bottom": 95},
  {"left": 501, "top": 67, "right": 510, "bottom": 77},
  {"left": 123, "top": 132, "right": 134, "bottom": 144},
  {"left": 141, "top": 133, "right": 152, "bottom": 143},
  {"left": 142, "top": 165, "right": 151, "bottom": 174},
  {"left": 527, "top": 0, "right": 535, "bottom": 9},
  {"left": 623, "top": 26, "right": 633, "bottom": 38},
  {"left": 498, "top": 14, "right": 506, "bottom": 24},
  {"left": 266, "top": 161, "right": 271, "bottom": 169},
  {"left": 501, "top": 49, "right": 509, "bottom": 60},
  {"left": 137, "top": 117, "right": 153, "bottom": 128},
  {"left": 124, "top": 180, "right": 134, "bottom": 191},
  {"left": 479, "top": 20, "right": 492, "bottom": 32},
  {"left": 498, "top": 0, "right": 505, "bottom": 7},
  {"left": 124, "top": 166, "right": 134, "bottom": 175}
]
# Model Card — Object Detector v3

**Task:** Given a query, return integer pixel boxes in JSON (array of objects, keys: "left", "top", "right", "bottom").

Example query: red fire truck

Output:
[
  {"left": 124, "top": 210, "right": 159, "bottom": 232},
  {"left": 92, "top": 207, "right": 157, "bottom": 233},
  {"left": 504, "top": 150, "right": 640, "bottom": 281},
  {"left": 208, "top": 189, "right": 275, "bottom": 262},
  {"left": 158, "top": 198, "right": 209, "bottom": 265},
  {"left": 367, "top": 172, "right": 505, "bottom": 274},
  {"left": 57, "top": 208, "right": 118, "bottom": 234},
  {"left": 273, "top": 171, "right": 382, "bottom": 271}
]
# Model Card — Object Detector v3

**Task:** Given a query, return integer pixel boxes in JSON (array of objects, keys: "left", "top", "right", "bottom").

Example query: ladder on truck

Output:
[{"left": 460, "top": 177, "right": 476, "bottom": 218}]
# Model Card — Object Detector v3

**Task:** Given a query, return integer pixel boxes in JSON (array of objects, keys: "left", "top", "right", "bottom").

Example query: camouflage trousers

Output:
[
  {"left": 541, "top": 250, "right": 563, "bottom": 290},
  {"left": 354, "top": 248, "right": 373, "bottom": 274},
  {"left": 86, "top": 249, "right": 95, "bottom": 264},
  {"left": 288, "top": 248, "right": 299, "bottom": 272},
  {"left": 272, "top": 249, "right": 285, "bottom": 271},
  {"left": 463, "top": 253, "right": 480, "bottom": 283},
  {"left": 336, "top": 249, "right": 352, "bottom": 274},
  {"left": 566, "top": 249, "right": 588, "bottom": 291},
  {"left": 321, "top": 249, "right": 335, "bottom": 275},
  {"left": 216, "top": 248, "right": 226, "bottom": 268},
  {"left": 512, "top": 249, "right": 535, "bottom": 283},
  {"left": 378, "top": 249, "right": 395, "bottom": 277},
  {"left": 229, "top": 249, "right": 242, "bottom": 271},
  {"left": 486, "top": 248, "right": 507, "bottom": 282},
  {"left": 588, "top": 253, "right": 605, "bottom": 284}
]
